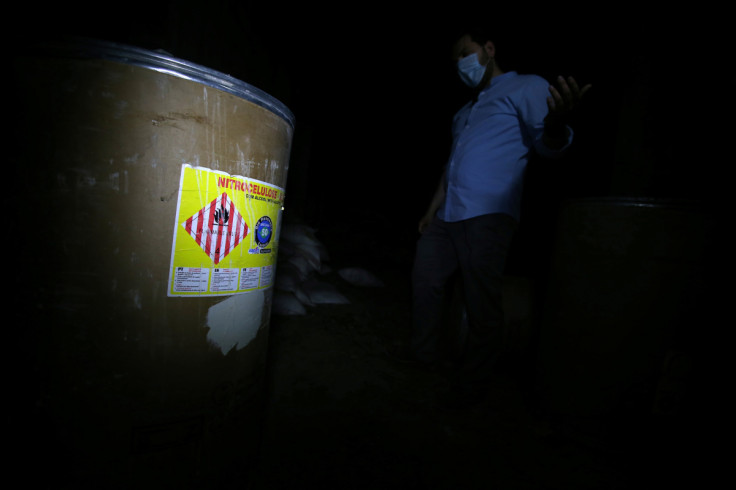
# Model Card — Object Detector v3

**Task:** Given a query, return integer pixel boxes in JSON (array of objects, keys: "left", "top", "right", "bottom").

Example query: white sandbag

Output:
[
  {"left": 302, "top": 278, "right": 350, "bottom": 304},
  {"left": 287, "top": 255, "right": 314, "bottom": 279},
  {"left": 293, "top": 241, "right": 324, "bottom": 272},
  {"left": 274, "top": 263, "right": 301, "bottom": 292},
  {"left": 280, "top": 223, "right": 321, "bottom": 246},
  {"left": 294, "top": 286, "right": 315, "bottom": 307},
  {"left": 338, "top": 267, "right": 385, "bottom": 287},
  {"left": 272, "top": 291, "right": 307, "bottom": 316}
]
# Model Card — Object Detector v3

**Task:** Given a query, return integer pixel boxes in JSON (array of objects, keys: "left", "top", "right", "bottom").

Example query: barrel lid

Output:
[
  {"left": 562, "top": 197, "right": 709, "bottom": 212},
  {"left": 29, "top": 37, "right": 295, "bottom": 128}
]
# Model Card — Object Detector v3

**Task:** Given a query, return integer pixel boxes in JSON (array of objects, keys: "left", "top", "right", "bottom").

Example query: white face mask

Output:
[{"left": 457, "top": 53, "right": 487, "bottom": 87}]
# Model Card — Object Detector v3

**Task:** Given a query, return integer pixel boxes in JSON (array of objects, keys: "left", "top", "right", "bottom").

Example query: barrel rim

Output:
[
  {"left": 28, "top": 37, "right": 295, "bottom": 128},
  {"left": 560, "top": 196, "right": 710, "bottom": 212}
]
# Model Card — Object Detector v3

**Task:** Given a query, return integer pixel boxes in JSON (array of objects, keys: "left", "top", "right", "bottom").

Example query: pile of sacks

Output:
[{"left": 272, "top": 223, "right": 384, "bottom": 316}]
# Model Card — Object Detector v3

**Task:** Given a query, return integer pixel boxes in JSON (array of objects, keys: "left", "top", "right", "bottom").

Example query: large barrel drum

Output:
[
  {"left": 10, "top": 38, "right": 294, "bottom": 488},
  {"left": 535, "top": 197, "right": 715, "bottom": 441}
]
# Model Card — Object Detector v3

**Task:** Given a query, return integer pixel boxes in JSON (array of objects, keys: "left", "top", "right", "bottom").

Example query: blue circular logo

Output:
[{"left": 255, "top": 216, "right": 273, "bottom": 247}]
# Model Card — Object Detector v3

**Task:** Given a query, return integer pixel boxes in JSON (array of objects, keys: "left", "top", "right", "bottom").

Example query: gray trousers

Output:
[{"left": 410, "top": 213, "right": 517, "bottom": 389}]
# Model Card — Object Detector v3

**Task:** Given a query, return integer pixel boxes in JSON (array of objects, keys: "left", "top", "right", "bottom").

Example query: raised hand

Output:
[{"left": 547, "top": 75, "right": 592, "bottom": 121}]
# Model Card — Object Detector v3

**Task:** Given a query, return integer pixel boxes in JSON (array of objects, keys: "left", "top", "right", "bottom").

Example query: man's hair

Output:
[
  {"left": 448, "top": 23, "right": 519, "bottom": 70},
  {"left": 464, "top": 26, "right": 495, "bottom": 46}
]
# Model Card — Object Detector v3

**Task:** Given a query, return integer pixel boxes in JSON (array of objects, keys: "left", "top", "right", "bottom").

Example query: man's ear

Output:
[{"left": 483, "top": 40, "right": 496, "bottom": 59}]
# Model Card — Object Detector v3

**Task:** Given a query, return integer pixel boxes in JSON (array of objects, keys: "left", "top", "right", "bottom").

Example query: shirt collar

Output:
[
  {"left": 485, "top": 71, "right": 517, "bottom": 90},
  {"left": 469, "top": 71, "right": 519, "bottom": 106}
]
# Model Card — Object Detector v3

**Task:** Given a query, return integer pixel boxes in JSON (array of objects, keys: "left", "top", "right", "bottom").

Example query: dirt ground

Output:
[{"left": 249, "top": 263, "right": 691, "bottom": 488}]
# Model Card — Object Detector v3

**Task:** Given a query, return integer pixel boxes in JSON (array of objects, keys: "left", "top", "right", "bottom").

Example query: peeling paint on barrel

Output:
[{"left": 206, "top": 291, "right": 265, "bottom": 355}]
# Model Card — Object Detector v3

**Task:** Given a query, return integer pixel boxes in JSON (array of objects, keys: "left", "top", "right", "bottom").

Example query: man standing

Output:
[{"left": 401, "top": 28, "right": 590, "bottom": 408}]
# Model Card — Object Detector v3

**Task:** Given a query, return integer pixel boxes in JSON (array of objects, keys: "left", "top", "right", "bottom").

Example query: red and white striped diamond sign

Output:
[{"left": 183, "top": 192, "right": 249, "bottom": 265}]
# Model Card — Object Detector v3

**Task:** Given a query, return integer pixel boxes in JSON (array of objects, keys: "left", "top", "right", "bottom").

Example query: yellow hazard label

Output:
[{"left": 167, "top": 164, "right": 284, "bottom": 297}]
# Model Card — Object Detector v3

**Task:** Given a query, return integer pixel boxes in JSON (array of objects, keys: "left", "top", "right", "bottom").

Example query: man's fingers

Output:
[
  {"left": 566, "top": 76, "right": 580, "bottom": 94},
  {"left": 564, "top": 76, "right": 593, "bottom": 99},
  {"left": 549, "top": 76, "right": 592, "bottom": 112},
  {"left": 547, "top": 84, "right": 561, "bottom": 109},
  {"left": 556, "top": 76, "right": 572, "bottom": 99}
]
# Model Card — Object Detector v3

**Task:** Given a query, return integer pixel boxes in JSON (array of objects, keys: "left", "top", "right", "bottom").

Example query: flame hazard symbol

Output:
[{"left": 183, "top": 192, "right": 249, "bottom": 264}]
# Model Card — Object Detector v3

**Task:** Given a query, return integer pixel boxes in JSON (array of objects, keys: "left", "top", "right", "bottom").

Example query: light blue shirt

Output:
[{"left": 439, "top": 71, "right": 572, "bottom": 223}]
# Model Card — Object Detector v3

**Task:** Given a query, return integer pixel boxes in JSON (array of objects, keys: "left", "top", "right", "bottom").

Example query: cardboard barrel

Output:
[
  {"left": 535, "top": 198, "right": 715, "bottom": 441},
  {"left": 11, "top": 38, "right": 294, "bottom": 488}
]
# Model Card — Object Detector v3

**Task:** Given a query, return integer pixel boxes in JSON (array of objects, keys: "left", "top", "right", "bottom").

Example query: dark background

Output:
[{"left": 16, "top": 2, "right": 727, "bottom": 250}]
